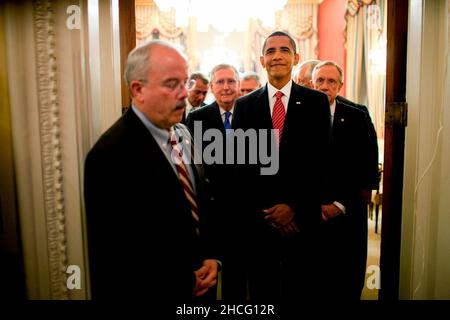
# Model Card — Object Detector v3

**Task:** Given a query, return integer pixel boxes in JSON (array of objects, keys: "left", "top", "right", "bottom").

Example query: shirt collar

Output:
[
  {"left": 267, "top": 79, "right": 293, "bottom": 99},
  {"left": 219, "top": 105, "right": 234, "bottom": 116},
  {"left": 330, "top": 100, "right": 336, "bottom": 117}
]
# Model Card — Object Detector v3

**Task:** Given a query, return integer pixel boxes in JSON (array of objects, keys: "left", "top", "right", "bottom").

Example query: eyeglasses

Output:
[
  {"left": 139, "top": 79, "right": 192, "bottom": 93},
  {"left": 214, "top": 79, "right": 238, "bottom": 87}
]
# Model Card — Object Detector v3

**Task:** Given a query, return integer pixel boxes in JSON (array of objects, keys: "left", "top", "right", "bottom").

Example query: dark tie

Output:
[
  {"left": 223, "top": 111, "right": 232, "bottom": 130},
  {"left": 224, "top": 111, "right": 232, "bottom": 139},
  {"left": 169, "top": 129, "right": 200, "bottom": 235},
  {"left": 272, "top": 91, "right": 286, "bottom": 144}
]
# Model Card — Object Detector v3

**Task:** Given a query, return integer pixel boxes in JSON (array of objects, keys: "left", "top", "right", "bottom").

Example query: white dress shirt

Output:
[{"left": 267, "top": 80, "right": 293, "bottom": 116}]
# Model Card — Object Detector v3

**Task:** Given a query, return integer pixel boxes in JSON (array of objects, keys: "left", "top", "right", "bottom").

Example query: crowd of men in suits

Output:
[{"left": 84, "top": 30, "right": 379, "bottom": 302}]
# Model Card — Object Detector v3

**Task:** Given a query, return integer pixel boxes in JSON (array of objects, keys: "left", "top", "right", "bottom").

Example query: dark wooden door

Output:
[{"left": 379, "top": 0, "right": 409, "bottom": 300}]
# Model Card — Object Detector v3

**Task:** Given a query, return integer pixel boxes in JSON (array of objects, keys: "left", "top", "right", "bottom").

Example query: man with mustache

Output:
[
  {"left": 84, "top": 40, "right": 218, "bottom": 301},
  {"left": 233, "top": 31, "right": 331, "bottom": 300}
]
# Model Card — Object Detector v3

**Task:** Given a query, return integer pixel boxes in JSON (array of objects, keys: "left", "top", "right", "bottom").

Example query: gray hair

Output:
[
  {"left": 312, "top": 60, "right": 344, "bottom": 84},
  {"left": 294, "top": 59, "right": 320, "bottom": 80},
  {"left": 209, "top": 64, "right": 239, "bottom": 83},
  {"left": 124, "top": 40, "right": 185, "bottom": 87},
  {"left": 241, "top": 71, "right": 261, "bottom": 86}
]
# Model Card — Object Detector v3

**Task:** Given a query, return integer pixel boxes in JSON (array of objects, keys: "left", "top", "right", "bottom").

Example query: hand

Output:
[
  {"left": 321, "top": 204, "right": 343, "bottom": 221},
  {"left": 263, "top": 204, "right": 295, "bottom": 228},
  {"left": 192, "top": 259, "right": 218, "bottom": 297}
]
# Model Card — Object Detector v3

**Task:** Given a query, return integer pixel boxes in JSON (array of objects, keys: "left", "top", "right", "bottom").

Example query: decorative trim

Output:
[
  {"left": 33, "top": 0, "right": 68, "bottom": 300},
  {"left": 344, "top": 0, "right": 375, "bottom": 47}
]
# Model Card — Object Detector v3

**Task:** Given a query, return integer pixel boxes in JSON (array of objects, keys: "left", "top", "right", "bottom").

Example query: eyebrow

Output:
[
  {"left": 162, "top": 76, "right": 186, "bottom": 83},
  {"left": 265, "top": 46, "right": 292, "bottom": 53}
]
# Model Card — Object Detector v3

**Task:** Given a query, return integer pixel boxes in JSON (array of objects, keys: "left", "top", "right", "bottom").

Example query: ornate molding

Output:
[{"left": 33, "top": 0, "right": 68, "bottom": 300}]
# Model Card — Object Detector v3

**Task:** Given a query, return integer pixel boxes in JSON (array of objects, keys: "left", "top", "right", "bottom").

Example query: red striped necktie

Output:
[
  {"left": 272, "top": 91, "right": 286, "bottom": 144},
  {"left": 169, "top": 129, "right": 200, "bottom": 235}
]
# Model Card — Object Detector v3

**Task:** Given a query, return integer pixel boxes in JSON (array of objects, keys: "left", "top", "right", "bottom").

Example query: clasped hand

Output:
[
  {"left": 263, "top": 204, "right": 299, "bottom": 237},
  {"left": 321, "top": 204, "right": 343, "bottom": 221},
  {"left": 192, "top": 259, "right": 218, "bottom": 297}
]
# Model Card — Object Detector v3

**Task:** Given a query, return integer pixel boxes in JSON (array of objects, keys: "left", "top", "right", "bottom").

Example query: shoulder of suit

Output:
[
  {"left": 87, "top": 109, "right": 140, "bottom": 155},
  {"left": 336, "top": 95, "right": 368, "bottom": 113},
  {"left": 293, "top": 82, "right": 328, "bottom": 101},
  {"left": 191, "top": 102, "right": 218, "bottom": 116},
  {"left": 336, "top": 100, "right": 368, "bottom": 119}
]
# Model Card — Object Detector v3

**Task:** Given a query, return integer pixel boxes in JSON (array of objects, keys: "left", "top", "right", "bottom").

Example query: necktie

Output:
[
  {"left": 272, "top": 91, "right": 286, "bottom": 144},
  {"left": 223, "top": 111, "right": 232, "bottom": 130},
  {"left": 169, "top": 129, "right": 200, "bottom": 235},
  {"left": 223, "top": 111, "right": 232, "bottom": 139}
]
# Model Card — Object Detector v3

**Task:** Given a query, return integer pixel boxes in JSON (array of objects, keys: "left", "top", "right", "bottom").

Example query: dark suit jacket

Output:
[
  {"left": 84, "top": 108, "right": 216, "bottom": 300},
  {"left": 185, "top": 101, "right": 227, "bottom": 193},
  {"left": 233, "top": 82, "right": 331, "bottom": 240},
  {"left": 321, "top": 100, "right": 374, "bottom": 296},
  {"left": 185, "top": 102, "right": 236, "bottom": 252},
  {"left": 181, "top": 102, "right": 207, "bottom": 124},
  {"left": 336, "top": 95, "right": 379, "bottom": 190},
  {"left": 323, "top": 100, "right": 373, "bottom": 211}
]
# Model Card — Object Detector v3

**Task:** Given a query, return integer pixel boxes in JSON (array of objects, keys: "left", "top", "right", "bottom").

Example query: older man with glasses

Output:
[
  {"left": 84, "top": 40, "right": 219, "bottom": 302},
  {"left": 186, "top": 64, "right": 242, "bottom": 300}
]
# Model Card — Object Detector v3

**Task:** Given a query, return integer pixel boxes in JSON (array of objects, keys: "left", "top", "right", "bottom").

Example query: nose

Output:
[
  {"left": 319, "top": 82, "right": 329, "bottom": 91},
  {"left": 273, "top": 49, "right": 282, "bottom": 60},
  {"left": 179, "top": 84, "right": 188, "bottom": 99}
]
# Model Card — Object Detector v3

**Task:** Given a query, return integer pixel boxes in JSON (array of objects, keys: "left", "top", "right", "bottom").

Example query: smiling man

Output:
[
  {"left": 233, "top": 31, "right": 331, "bottom": 300},
  {"left": 186, "top": 64, "right": 240, "bottom": 300}
]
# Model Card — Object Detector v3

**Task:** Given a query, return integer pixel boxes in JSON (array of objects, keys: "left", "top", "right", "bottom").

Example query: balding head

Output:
[{"left": 293, "top": 59, "right": 320, "bottom": 88}]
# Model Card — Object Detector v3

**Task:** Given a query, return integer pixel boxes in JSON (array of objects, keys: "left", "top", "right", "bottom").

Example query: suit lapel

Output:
[
  {"left": 256, "top": 85, "right": 273, "bottom": 129},
  {"left": 280, "top": 82, "right": 305, "bottom": 146},
  {"left": 332, "top": 101, "right": 348, "bottom": 142},
  {"left": 211, "top": 102, "right": 226, "bottom": 135}
]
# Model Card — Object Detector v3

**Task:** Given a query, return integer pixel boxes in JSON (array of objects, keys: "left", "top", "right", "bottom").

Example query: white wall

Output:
[{"left": 401, "top": 0, "right": 450, "bottom": 299}]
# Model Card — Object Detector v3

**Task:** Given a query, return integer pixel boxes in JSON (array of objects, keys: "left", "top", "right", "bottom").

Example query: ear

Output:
[
  {"left": 260, "top": 56, "right": 266, "bottom": 69},
  {"left": 129, "top": 80, "right": 144, "bottom": 101},
  {"left": 293, "top": 53, "right": 300, "bottom": 66}
]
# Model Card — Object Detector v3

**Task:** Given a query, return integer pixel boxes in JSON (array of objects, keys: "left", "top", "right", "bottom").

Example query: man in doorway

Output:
[
  {"left": 295, "top": 59, "right": 380, "bottom": 198},
  {"left": 233, "top": 31, "right": 331, "bottom": 300},
  {"left": 312, "top": 60, "right": 376, "bottom": 299}
]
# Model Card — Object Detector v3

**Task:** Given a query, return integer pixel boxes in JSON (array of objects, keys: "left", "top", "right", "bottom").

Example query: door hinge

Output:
[{"left": 385, "top": 102, "right": 408, "bottom": 127}]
